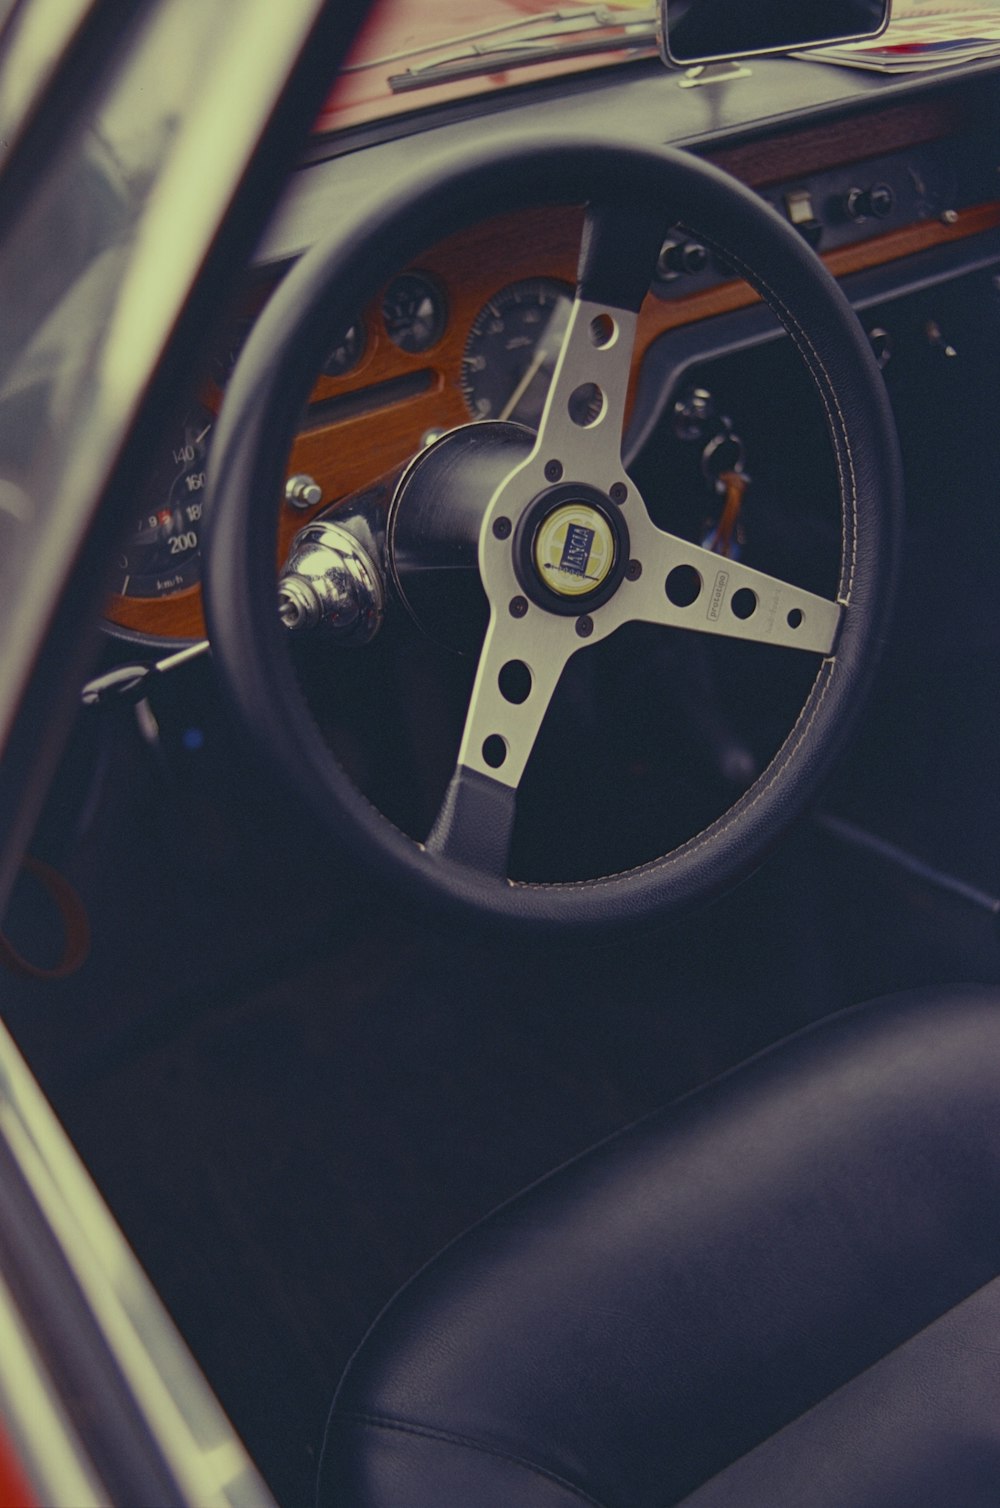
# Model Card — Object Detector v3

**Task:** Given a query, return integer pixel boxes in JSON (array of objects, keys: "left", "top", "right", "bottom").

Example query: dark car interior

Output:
[{"left": 3, "top": 4, "right": 1000, "bottom": 1504}]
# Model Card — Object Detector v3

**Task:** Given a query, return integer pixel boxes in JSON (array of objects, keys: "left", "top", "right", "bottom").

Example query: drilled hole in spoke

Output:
[
  {"left": 568, "top": 383, "right": 605, "bottom": 427},
  {"left": 498, "top": 660, "right": 532, "bottom": 705},
  {"left": 665, "top": 564, "right": 702, "bottom": 607},
  {"left": 482, "top": 735, "right": 508, "bottom": 769},
  {"left": 588, "top": 314, "right": 616, "bottom": 349},
  {"left": 787, "top": 608, "right": 804, "bottom": 629},
  {"left": 731, "top": 588, "right": 757, "bottom": 620}
]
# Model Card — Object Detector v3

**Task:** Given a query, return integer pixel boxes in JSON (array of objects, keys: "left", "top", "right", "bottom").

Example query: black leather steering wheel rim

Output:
[{"left": 204, "top": 135, "right": 902, "bottom": 933}]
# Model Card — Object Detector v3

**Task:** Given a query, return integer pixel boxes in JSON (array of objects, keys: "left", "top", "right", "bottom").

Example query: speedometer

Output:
[
  {"left": 461, "top": 278, "right": 575, "bottom": 429},
  {"left": 113, "top": 403, "right": 212, "bottom": 598}
]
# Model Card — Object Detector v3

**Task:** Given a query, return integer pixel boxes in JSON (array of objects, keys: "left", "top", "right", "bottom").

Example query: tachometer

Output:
[
  {"left": 461, "top": 278, "right": 582, "bottom": 428},
  {"left": 113, "top": 403, "right": 212, "bottom": 598},
  {"left": 382, "top": 272, "right": 446, "bottom": 354}
]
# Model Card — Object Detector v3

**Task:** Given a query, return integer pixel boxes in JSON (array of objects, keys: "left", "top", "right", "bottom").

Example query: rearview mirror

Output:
[{"left": 660, "top": 0, "right": 890, "bottom": 67}]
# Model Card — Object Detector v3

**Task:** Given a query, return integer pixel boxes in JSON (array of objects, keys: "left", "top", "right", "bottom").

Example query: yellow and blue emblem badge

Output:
[{"left": 533, "top": 503, "right": 616, "bottom": 598}]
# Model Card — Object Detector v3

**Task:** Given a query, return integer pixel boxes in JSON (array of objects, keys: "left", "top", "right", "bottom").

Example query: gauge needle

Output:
[{"left": 498, "top": 347, "right": 548, "bottom": 422}]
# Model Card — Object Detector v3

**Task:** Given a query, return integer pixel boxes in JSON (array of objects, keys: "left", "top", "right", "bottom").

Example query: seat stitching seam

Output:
[{"left": 330, "top": 1408, "right": 613, "bottom": 1508}]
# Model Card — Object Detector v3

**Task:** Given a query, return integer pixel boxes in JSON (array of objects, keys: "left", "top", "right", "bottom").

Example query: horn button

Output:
[{"left": 514, "top": 482, "right": 630, "bottom": 615}]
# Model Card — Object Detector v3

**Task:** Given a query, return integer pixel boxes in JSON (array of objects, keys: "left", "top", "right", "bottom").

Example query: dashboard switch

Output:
[{"left": 783, "top": 189, "right": 822, "bottom": 247}]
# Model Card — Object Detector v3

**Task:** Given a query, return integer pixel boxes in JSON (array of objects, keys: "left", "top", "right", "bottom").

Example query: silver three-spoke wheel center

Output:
[{"left": 453, "top": 293, "right": 840, "bottom": 811}]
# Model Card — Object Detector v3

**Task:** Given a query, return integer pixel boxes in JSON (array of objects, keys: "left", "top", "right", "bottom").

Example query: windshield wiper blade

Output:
[
  {"left": 388, "top": 12, "right": 658, "bottom": 94},
  {"left": 344, "top": 7, "right": 653, "bottom": 75}
]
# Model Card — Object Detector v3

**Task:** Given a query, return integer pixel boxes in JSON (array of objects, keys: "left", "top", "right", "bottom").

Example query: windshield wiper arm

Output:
[
  {"left": 388, "top": 11, "right": 658, "bottom": 94},
  {"left": 344, "top": 7, "right": 654, "bottom": 75}
]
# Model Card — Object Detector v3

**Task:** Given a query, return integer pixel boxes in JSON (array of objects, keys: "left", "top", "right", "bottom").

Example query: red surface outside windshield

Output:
[
  {"left": 316, "top": 0, "right": 656, "bottom": 132},
  {"left": 0, "top": 1421, "right": 38, "bottom": 1508}
]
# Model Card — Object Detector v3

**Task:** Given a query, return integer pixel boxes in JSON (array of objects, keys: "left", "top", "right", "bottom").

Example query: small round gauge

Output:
[
  {"left": 322, "top": 320, "right": 365, "bottom": 377},
  {"left": 382, "top": 272, "right": 446, "bottom": 354},
  {"left": 461, "top": 278, "right": 585, "bottom": 429},
  {"left": 113, "top": 403, "right": 213, "bottom": 598}
]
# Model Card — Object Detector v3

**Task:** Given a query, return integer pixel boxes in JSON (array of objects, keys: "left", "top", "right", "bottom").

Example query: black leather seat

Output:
[{"left": 319, "top": 986, "right": 1000, "bottom": 1506}]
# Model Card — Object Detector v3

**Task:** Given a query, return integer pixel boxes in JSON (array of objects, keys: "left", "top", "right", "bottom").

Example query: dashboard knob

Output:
[
  {"left": 845, "top": 182, "right": 895, "bottom": 222},
  {"left": 285, "top": 473, "right": 323, "bottom": 510},
  {"left": 867, "top": 327, "right": 893, "bottom": 370},
  {"left": 657, "top": 239, "right": 709, "bottom": 278}
]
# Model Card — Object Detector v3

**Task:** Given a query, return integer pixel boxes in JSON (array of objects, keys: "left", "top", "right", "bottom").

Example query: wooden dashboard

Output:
[{"left": 104, "top": 93, "right": 1000, "bottom": 643}]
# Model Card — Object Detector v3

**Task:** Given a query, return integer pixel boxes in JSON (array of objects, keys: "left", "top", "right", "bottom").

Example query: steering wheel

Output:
[{"left": 204, "top": 137, "right": 901, "bottom": 932}]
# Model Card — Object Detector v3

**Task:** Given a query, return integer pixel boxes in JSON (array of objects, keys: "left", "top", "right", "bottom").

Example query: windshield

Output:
[{"left": 316, "top": 0, "right": 658, "bottom": 132}]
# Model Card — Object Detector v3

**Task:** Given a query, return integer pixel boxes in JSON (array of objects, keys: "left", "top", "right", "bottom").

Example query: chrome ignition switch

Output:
[
  {"left": 278, "top": 519, "right": 384, "bottom": 645},
  {"left": 673, "top": 386, "right": 715, "bottom": 441}
]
